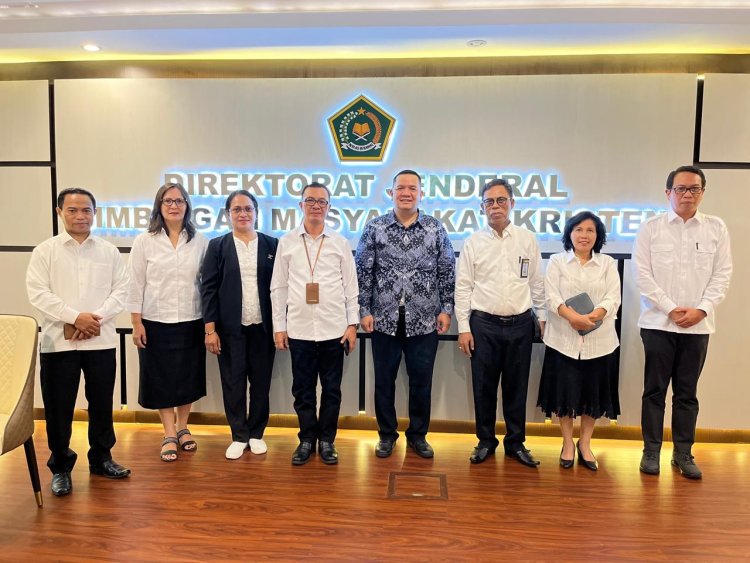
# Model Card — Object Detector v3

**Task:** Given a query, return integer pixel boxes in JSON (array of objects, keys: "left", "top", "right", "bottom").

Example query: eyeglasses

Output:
[
  {"left": 303, "top": 198, "right": 330, "bottom": 208},
  {"left": 162, "top": 198, "right": 186, "bottom": 207},
  {"left": 670, "top": 186, "right": 705, "bottom": 195},
  {"left": 482, "top": 197, "right": 510, "bottom": 208},
  {"left": 229, "top": 206, "right": 255, "bottom": 215}
]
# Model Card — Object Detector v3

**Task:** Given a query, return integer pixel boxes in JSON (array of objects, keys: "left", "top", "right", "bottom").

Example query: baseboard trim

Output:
[{"left": 33, "top": 408, "right": 749, "bottom": 444}]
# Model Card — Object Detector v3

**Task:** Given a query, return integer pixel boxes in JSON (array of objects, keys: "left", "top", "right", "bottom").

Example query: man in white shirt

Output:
[
  {"left": 271, "top": 182, "right": 359, "bottom": 466},
  {"left": 455, "top": 179, "right": 546, "bottom": 467},
  {"left": 26, "top": 188, "right": 131, "bottom": 497},
  {"left": 634, "top": 165, "right": 732, "bottom": 479}
]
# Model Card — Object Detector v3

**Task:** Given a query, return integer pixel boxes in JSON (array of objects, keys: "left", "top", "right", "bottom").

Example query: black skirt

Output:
[
  {"left": 537, "top": 345, "right": 620, "bottom": 420},
  {"left": 138, "top": 318, "right": 207, "bottom": 409}
]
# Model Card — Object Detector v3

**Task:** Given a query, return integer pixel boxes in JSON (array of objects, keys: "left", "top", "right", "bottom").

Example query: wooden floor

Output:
[{"left": 1, "top": 422, "right": 749, "bottom": 562}]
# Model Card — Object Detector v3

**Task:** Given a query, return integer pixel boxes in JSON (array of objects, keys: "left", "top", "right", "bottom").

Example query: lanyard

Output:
[{"left": 302, "top": 234, "right": 325, "bottom": 282}]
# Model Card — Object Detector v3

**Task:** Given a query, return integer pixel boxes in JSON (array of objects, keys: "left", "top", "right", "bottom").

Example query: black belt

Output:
[{"left": 472, "top": 309, "right": 531, "bottom": 325}]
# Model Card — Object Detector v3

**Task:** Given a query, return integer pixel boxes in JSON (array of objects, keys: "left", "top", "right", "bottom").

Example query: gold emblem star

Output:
[{"left": 357, "top": 107, "right": 366, "bottom": 115}]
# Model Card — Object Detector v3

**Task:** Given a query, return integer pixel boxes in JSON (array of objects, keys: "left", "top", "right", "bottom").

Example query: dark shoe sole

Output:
[
  {"left": 292, "top": 456, "right": 312, "bottom": 466},
  {"left": 375, "top": 449, "right": 393, "bottom": 458},
  {"left": 671, "top": 459, "right": 702, "bottom": 479},
  {"left": 320, "top": 457, "right": 339, "bottom": 465},
  {"left": 51, "top": 487, "right": 72, "bottom": 497},
  {"left": 639, "top": 464, "right": 660, "bottom": 475},
  {"left": 505, "top": 452, "right": 540, "bottom": 467},
  {"left": 407, "top": 443, "right": 434, "bottom": 458},
  {"left": 89, "top": 469, "right": 131, "bottom": 479}
]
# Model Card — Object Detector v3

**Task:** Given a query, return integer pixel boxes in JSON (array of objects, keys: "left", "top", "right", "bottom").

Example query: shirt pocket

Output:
[
  {"left": 695, "top": 242, "right": 716, "bottom": 271},
  {"left": 650, "top": 243, "right": 674, "bottom": 272},
  {"left": 90, "top": 263, "right": 112, "bottom": 290}
]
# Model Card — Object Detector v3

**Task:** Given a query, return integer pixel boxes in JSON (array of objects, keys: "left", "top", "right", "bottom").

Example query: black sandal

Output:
[
  {"left": 161, "top": 437, "right": 178, "bottom": 462},
  {"left": 177, "top": 428, "right": 197, "bottom": 451}
]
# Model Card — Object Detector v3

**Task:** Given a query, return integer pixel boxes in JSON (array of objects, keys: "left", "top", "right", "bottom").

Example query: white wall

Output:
[{"left": 0, "top": 74, "right": 745, "bottom": 430}]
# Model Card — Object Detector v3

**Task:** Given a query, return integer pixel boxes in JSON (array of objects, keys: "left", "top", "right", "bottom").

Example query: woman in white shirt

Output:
[
  {"left": 128, "top": 183, "right": 208, "bottom": 462},
  {"left": 201, "top": 191, "right": 278, "bottom": 460},
  {"left": 537, "top": 211, "right": 621, "bottom": 471}
]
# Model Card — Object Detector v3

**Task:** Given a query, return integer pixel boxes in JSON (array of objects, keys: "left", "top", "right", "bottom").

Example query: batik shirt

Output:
[{"left": 355, "top": 210, "right": 455, "bottom": 337}]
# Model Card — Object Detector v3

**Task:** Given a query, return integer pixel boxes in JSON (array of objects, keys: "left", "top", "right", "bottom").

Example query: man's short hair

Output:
[
  {"left": 301, "top": 182, "right": 332, "bottom": 200},
  {"left": 392, "top": 169, "right": 422, "bottom": 185},
  {"left": 57, "top": 187, "right": 96, "bottom": 210},
  {"left": 666, "top": 165, "right": 706, "bottom": 189},
  {"left": 480, "top": 178, "right": 513, "bottom": 200}
]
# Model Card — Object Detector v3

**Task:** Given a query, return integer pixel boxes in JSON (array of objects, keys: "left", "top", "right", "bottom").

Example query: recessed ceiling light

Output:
[
  {"left": 467, "top": 39, "right": 487, "bottom": 47},
  {"left": 82, "top": 43, "right": 101, "bottom": 52}
]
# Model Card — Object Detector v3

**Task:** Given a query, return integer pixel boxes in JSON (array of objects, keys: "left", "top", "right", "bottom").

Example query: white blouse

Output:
[
  {"left": 127, "top": 229, "right": 208, "bottom": 323},
  {"left": 543, "top": 251, "right": 620, "bottom": 360},
  {"left": 234, "top": 236, "right": 262, "bottom": 326}
]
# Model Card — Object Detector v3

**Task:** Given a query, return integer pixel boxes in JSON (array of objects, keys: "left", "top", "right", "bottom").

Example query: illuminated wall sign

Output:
[
  {"left": 92, "top": 169, "right": 659, "bottom": 241},
  {"left": 327, "top": 95, "right": 396, "bottom": 162},
  {"left": 92, "top": 93, "right": 659, "bottom": 241}
]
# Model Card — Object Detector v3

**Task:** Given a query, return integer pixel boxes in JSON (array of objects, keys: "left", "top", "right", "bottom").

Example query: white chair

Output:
[{"left": 0, "top": 314, "right": 43, "bottom": 508}]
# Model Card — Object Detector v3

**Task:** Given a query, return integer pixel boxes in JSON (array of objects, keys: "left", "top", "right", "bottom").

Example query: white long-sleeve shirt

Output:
[
  {"left": 455, "top": 224, "right": 546, "bottom": 334},
  {"left": 633, "top": 209, "right": 732, "bottom": 334},
  {"left": 234, "top": 235, "right": 262, "bottom": 326},
  {"left": 543, "top": 251, "right": 620, "bottom": 360},
  {"left": 26, "top": 231, "right": 129, "bottom": 352},
  {"left": 270, "top": 224, "right": 359, "bottom": 341},
  {"left": 127, "top": 230, "right": 208, "bottom": 323}
]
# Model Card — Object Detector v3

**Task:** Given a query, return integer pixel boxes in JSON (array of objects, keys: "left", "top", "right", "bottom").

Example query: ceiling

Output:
[{"left": 1, "top": 1, "right": 750, "bottom": 63}]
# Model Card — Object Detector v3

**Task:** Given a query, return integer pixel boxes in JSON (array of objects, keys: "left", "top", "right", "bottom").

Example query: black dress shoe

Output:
[
  {"left": 292, "top": 441, "right": 314, "bottom": 466},
  {"left": 375, "top": 440, "right": 395, "bottom": 458},
  {"left": 559, "top": 448, "right": 574, "bottom": 469},
  {"left": 89, "top": 459, "right": 131, "bottom": 479},
  {"left": 505, "top": 447, "right": 540, "bottom": 467},
  {"left": 576, "top": 441, "right": 598, "bottom": 471},
  {"left": 470, "top": 446, "right": 495, "bottom": 464},
  {"left": 407, "top": 439, "right": 434, "bottom": 458},
  {"left": 51, "top": 471, "right": 72, "bottom": 496},
  {"left": 318, "top": 441, "right": 339, "bottom": 465}
]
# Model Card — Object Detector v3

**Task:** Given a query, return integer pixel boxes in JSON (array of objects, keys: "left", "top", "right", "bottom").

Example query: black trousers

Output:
[
  {"left": 469, "top": 311, "right": 534, "bottom": 452},
  {"left": 217, "top": 324, "right": 276, "bottom": 442},
  {"left": 289, "top": 337, "right": 344, "bottom": 444},
  {"left": 640, "top": 328, "right": 709, "bottom": 454},
  {"left": 40, "top": 349, "right": 117, "bottom": 473},
  {"left": 371, "top": 314, "right": 439, "bottom": 442}
]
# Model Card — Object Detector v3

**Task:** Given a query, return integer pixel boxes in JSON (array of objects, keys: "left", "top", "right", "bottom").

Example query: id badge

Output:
[
  {"left": 520, "top": 258, "right": 530, "bottom": 278},
  {"left": 306, "top": 282, "right": 320, "bottom": 304}
]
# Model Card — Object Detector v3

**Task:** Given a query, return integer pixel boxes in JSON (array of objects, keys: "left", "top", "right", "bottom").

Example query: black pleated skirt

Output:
[
  {"left": 138, "top": 318, "right": 207, "bottom": 409},
  {"left": 537, "top": 345, "right": 620, "bottom": 420}
]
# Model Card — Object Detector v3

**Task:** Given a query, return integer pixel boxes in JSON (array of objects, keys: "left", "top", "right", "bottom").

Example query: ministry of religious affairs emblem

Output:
[{"left": 327, "top": 94, "right": 396, "bottom": 162}]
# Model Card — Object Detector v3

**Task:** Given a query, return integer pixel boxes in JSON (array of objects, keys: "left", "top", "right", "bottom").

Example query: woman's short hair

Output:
[{"left": 562, "top": 211, "right": 607, "bottom": 253}]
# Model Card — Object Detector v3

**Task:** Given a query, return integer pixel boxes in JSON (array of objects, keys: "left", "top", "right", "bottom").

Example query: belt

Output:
[{"left": 472, "top": 309, "right": 531, "bottom": 325}]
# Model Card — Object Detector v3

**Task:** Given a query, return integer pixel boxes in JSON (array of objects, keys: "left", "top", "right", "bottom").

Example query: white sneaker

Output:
[
  {"left": 249, "top": 438, "right": 268, "bottom": 455},
  {"left": 225, "top": 441, "right": 247, "bottom": 460}
]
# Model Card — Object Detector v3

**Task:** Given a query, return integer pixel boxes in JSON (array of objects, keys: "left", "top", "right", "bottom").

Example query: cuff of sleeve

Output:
[
  {"left": 697, "top": 300, "right": 714, "bottom": 317},
  {"left": 359, "top": 307, "right": 371, "bottom": 319},
  {"left": 550, "top": 299, "right": 564, "bottom": 316},
  {"left": 441, "top": 303, "right": 454, "bottom": 315},
  {"left": 273, "top": 319, "right": 287, "bottom": 333},
  {"left": 659, "top": 296, "right": 678, "bottom": 315},
  {"left": 61, "top": 307, "right": 80, "bottom": 325},
  {"left": 534, "top": 308, "right": 547, "bottom": 322},
  {"left": 457, "top": 320, "right": 471, "bottom": 333},
  {"left": 347, "top": 311, "right": 360, "bottom": 326}
]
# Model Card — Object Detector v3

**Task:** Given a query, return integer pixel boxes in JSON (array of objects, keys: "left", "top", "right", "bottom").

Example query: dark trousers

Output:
[
  {"left": 371, "top": 315, "right": 439, "bottom": 442},
  {"left": 289, "top": 337, "right": 345, "bottom": 444},
  {"left": 640, "top": 328, "right": 709, "bottom": 454},
  {"left": 217, "top": 324, "right": 276, "bottom": 442},
  {"left": 40, "top": 349, "right": 117, "bottom": 474},
  {"left": 469, "top": 311, "right": 534, "bottom": 452}
]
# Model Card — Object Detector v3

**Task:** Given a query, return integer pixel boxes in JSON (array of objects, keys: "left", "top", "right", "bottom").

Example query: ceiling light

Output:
[
  {"left": 467, "top": 39, "right": 487, "bottom": 47},
  {"left": 82, "top": 43, "right": 101, "bottom": 52}
]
